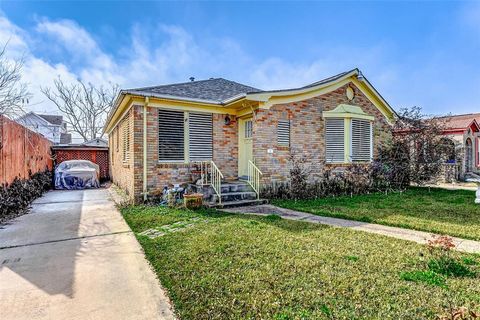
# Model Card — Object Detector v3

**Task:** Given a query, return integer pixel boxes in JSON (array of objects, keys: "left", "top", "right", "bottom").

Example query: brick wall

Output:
[
  {"left": 253, "top": 83, "right": 392, "bottom": 184},
  {"left": 109, "top": 108, "right": 135, "bottom": 197},
  {"left": 111, "top": 106, "right": 239, "bottom": 202}
]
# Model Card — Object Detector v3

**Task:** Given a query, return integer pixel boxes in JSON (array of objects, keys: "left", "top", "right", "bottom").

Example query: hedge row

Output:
[{"left": 0, "top": 170, "right": 52, "bottom": 223}]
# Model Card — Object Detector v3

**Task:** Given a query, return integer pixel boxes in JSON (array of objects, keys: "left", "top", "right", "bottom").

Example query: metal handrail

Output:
[
  {"left": 247, "top": 160, "right": 263, "bottom": 199},
  {"left": 210, "top": 161, "right": 224, "bottom": 204}
]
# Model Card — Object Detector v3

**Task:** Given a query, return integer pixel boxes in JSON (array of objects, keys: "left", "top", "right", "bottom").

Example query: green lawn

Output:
[
  {"left": 122, "top": 205, "right": 480, "bottom": 319},
  {"left": 272, "top": 187, "right": 480, "bottom": 241}
]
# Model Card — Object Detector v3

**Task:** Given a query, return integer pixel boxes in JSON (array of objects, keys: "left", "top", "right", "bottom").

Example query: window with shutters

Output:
[
  {"left": 158, "top": 110, "right": 213, "bottom": 162},
  {"left": 325, "top": 118, "right": 345, "bottom": 163},
  {"left": 277, "top": 120, "right": 290, "bottom": 146},
  {"left": 323, "top": 105, "right": 375, "bottom": 164},
  {"left": 351, "top": 119, "right": 372, "bottom": 162},
  {"left": 122, "top": 116, "right": 130, "bottom": 162},
  {"left": 189, "top": 112, "right": 213, "bottom": 161},
  {"left": 158, "top": 110, "right": 185, "bottom": 162}
]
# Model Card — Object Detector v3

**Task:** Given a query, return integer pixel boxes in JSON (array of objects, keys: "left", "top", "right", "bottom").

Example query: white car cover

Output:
[{"left": 55, "top": 160, "right": 100, "bottom": 190}]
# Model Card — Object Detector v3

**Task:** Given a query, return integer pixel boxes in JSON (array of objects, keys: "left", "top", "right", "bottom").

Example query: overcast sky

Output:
[{"left": 1, "top": 1, "right": 480, "bottom": 121}]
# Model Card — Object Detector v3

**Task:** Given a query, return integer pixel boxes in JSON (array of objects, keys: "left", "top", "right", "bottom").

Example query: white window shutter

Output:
[
  {"left": 277, "top": 120, "right": 290, "bottom": 146},
  {"left": 325, "top": 118, "right": 345, "bottom": 163},
  {"left": 351, "top": 119, "right": 372, "bottom": 162},
  {"left": 189, "top": 112, "right": 213, "bottom": 161},
  {"left": 158, "top": 110, "right": 185, "bottom": 161}
]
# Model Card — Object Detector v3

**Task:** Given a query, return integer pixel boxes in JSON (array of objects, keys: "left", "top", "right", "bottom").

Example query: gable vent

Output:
[{"left": 277, "top": 119, "right": 290, "bottom": 146}]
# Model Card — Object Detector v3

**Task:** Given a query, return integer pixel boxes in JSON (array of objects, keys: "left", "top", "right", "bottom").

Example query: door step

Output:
[{"left": 207, "top": 198, "right": 268, "bottom": 209}]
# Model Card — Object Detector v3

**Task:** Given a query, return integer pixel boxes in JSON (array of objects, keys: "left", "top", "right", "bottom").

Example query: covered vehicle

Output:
[{"left": 55, "top": 160, "right": 100, "bottom": 190}]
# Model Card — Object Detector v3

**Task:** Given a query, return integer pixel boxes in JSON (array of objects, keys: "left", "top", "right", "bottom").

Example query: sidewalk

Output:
[{"left": 224, "top": 204, "right": 480, "bottom": 254}]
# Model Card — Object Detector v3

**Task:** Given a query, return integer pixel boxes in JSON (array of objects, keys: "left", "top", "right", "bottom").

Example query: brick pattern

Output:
[
  {"left": 109, "top": 108, "right": 135, "bottom": 197},
  {"left": 212, "top": 113, "right": 238, "bottom": 179},
  {"left": 253, "top": 83, "right": 392, "bottom": 183}
]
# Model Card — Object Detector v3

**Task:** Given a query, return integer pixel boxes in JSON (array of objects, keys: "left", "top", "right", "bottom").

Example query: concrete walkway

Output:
[
  {"left": 224, "top": 204, "right": 480, "bottom": 254},
  {"left": 0, "top": 189, "right": 175, "bottom": 320}
]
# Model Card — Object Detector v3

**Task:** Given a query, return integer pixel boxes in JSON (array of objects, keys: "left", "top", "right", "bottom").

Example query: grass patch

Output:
[
  {"left": 427, "top": 258, "right": 476, "bottom": 278},
  {"left": 272, "top": 187, "right": 480, "bottom": 240},
  {"left": 122, "top": 205, "right": 480, "bottom": 319},
  {"left": 400, "top": 271, "right": 447, "bottom": 288}
]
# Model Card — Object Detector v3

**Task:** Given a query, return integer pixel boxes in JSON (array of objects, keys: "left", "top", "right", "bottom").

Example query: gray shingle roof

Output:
[
  {"left": 38, "top": 114, "right": 63, "bottom": 125},
  {"left": 125, "top": 78, "right": 262, "bottom": 103}
]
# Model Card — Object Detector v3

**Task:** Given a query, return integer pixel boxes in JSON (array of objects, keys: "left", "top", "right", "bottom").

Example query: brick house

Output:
[
  {"left": 437, "top": 113, "right": 480, "bottom": 180},
  {"left": 104, "top": 69, "right": 396, "bottom": 204}
]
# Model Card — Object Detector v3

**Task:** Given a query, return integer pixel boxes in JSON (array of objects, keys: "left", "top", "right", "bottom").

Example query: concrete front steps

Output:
[{"left": 206, "top": 180, "right": 267, "bottom": 208}]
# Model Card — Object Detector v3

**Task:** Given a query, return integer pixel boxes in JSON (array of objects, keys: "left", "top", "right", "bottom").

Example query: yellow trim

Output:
[
  {"left": 351, "top": 78, "right": 395, "bottom": 124},
  {"left": 323, "top": 104, "right": 375, "bottom": 121},
  {"left": 184, "top": 112, "right": 189, "bottom": 164},
  {"left": 252, "top": 78, "right": 352, "bottom": 109},
  {"left": 344, "top": 118, "right": 351, "bottom": 163},
  {"left": 238, "top": 117, "right": 253, "bottom": 177}
]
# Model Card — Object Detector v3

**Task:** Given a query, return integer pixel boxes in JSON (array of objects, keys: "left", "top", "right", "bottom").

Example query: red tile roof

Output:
[{"left": 438, "top": 113, "right": 480, "bottom": 130}]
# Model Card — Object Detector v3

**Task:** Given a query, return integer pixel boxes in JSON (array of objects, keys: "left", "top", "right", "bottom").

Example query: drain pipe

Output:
[{"left": 143, "top": 97, "right": 149, "bottom": 202}]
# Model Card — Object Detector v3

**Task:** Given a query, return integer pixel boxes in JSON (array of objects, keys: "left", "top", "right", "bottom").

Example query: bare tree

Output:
[
  {"left": 0, "top": 43, "right": 29, "bottom": 118},
  {"left": 41, "top": 78, "right": 118, "bottom": 141}
]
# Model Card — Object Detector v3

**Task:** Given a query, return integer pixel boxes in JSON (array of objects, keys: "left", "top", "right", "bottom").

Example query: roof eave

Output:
[
  {"left": 124, "top": 90, "right": 223, "bottom": 105},
  {"left": 245, "top": 69, "right": 359, "bottom": 100}
]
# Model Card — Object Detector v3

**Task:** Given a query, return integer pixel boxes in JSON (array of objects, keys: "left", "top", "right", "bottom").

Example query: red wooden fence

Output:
[{"left": 0, "top": 115, "right": 53, "bottom": 185}]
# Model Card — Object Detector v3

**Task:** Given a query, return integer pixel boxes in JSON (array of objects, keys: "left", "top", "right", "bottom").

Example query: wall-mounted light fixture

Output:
[{"left": 224, "top": 114, "right": 231, "bottom": 125}]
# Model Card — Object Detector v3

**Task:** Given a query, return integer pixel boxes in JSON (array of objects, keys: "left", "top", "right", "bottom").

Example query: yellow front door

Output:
[{"left": 238, "top": 117, "right": 253, "bottom": 178}]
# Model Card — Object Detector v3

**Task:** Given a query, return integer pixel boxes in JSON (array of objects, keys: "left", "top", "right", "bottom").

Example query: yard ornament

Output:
[{"left": 465, "top": 172, "right": 480, "bottom": 204}]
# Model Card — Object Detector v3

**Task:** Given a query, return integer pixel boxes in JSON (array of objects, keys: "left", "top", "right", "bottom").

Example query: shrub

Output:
[
  {"left": 262, "top": 158, "right": 400, "bottom": 200},
  {"left": 426, "top": 235, "right": 476, "bottom": 278},
  {"left": 0, "top": 170, "right": 52, "bottom": 222}
]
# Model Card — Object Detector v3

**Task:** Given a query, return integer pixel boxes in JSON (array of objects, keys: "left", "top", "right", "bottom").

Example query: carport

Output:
[{"left": 52, "top": 138, "right": 109, "bottom": 181}]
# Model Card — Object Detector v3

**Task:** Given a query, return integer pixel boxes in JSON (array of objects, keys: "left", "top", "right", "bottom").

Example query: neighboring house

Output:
[
  {"left": 16, "top": 112, "right": 71, "bottom": 144},
  {"left": 104, "top": 69, "right": 396, "bottom": 204},
  {"left": 437, "top": 113, "right": 480, "bottom": 179}
]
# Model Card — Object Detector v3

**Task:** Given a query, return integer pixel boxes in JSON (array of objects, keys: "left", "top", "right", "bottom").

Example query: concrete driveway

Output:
[{"left": 0, "top": 188, "right": 174, "bottom": 320}]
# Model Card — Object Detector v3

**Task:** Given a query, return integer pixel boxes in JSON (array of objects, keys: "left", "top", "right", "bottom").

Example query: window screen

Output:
[
  {"left": 245, "top": 120, "right": 253, "bottom": 138},
  {"left": 351, "top": 119, "right": 372, "bottom": 162},
  {"left": 189, "top": 112, "right": 213, "bottom": 161},
  {"left": 158, "top": 110, "right": 185, "bottom": 161},
  {"left": 325, "top": 118, "right": 345, "bottom": 163}
]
